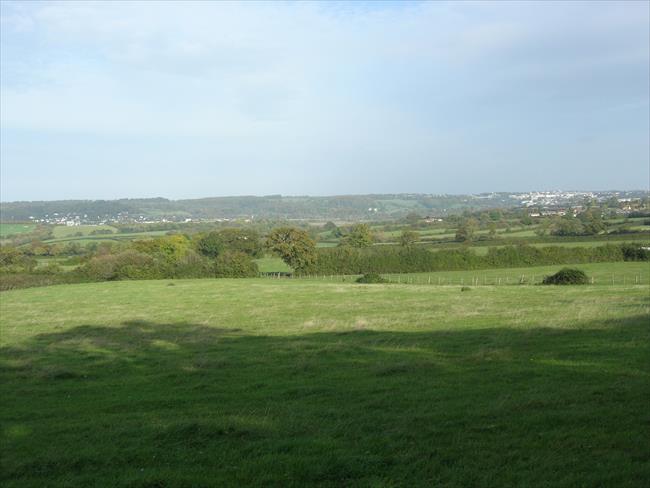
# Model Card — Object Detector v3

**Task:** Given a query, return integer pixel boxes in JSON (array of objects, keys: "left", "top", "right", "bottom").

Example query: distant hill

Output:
[
  {"left": 1, "top": 191, "right": 646, "bottom": 222},
  {"left": 0, "top": 193, "right": 522, "bottom": 222}
]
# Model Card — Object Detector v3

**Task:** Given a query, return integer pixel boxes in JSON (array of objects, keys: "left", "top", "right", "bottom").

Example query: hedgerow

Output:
[{"left": 306, "top": 243, "right": 641, "bottom": 275}]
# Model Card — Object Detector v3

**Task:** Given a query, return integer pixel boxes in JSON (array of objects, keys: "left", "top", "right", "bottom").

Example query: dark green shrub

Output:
[
  {"left": 542, "top": 268, "right": 589, "bottom": 285},
  {"left": 461, "top": 286, "right": 471, "bottom": 291},
  {"left": 356, "top": 273, "right": 387, "bottom": 284}
]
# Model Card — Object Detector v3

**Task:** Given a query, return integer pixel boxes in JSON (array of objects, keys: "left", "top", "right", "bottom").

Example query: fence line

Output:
[{"left": 259, "top": 272, "right": 648, "bottom": 286}]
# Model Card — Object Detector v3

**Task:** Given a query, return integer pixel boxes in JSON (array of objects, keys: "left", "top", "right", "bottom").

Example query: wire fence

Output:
[{"left": 259, "top": 272, "right": 649, "bottom": 286}]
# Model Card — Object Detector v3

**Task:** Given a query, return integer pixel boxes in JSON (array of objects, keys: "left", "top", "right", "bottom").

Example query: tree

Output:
[
  {"left": 550, "top": 214, "right": 584, "bottom": 236},
  {"left": 196, "top": 231, "right": 224, "bottom": 258},
  {"left": 399, "top": 230, "right": 419, "bottom": 247},
  {"left": 215, "top": 228, "right": 263, "bottom": 257},
  {"left": 578, "top": 210, "right": 605, "bottom": 235},
  {"left": 266, "top": 227, "right": 317, "bottom": 272},
  {"left": 133, "top": 235, "right": 190, "bottom": 263},
  {"left": 345, "top": 224, "right": 374, "bottom": 248},
  {"left": 323, "top": 221, "right": 342, "bottom": 238},
  {"left": 455, "top": 218, "right": 478, "bottom": 242}
]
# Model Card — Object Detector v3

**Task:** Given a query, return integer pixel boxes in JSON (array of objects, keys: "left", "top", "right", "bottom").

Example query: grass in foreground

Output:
[{"left": 1, "top": 279, "right": 649, "bottom": 487}]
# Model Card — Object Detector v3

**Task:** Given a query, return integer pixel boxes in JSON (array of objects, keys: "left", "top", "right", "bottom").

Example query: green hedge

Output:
[{"left": 308, "top": 243, "right": 638, "bottom": 275}]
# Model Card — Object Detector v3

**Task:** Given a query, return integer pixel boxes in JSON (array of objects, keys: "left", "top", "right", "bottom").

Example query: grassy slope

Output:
[{"left": 1, "top": 279, "right": 649, "bottom": 487}]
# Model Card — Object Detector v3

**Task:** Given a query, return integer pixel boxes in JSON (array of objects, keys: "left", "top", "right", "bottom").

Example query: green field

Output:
[
  {"left": 377, "top": 261, "right": 650, "bottom": 286},
  {"left": 1, "top": 277, "right": 649, "bottom": 486},
  {"left": 51, "top": 224, "right": 118, "bottom": 238},
  {"left": 45, "top": 228, "right": 168, "bottom": 245},
  {"left": 254, "top": 256, "right": 292, "bottom": 273},
  {"left": 0, "top": 223, "right": 36, "bottom": 237},
  {"left": 461, "top": 239, "right": 650, "bottom": 256}
]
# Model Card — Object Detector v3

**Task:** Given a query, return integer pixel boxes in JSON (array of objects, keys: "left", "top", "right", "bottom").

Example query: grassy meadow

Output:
[{"left": 1, "top": 277, "right": 649, "bottom": 486}]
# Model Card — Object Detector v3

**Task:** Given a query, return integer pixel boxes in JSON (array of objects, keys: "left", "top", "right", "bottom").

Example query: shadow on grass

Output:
[{"left": 1, "top": 316, "right": 649, "bottom": 487}]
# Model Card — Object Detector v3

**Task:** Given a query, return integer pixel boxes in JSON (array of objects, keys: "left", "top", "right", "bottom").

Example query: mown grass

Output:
[{"left": 1, "top": 278, "right": 649, "bottom": 487}]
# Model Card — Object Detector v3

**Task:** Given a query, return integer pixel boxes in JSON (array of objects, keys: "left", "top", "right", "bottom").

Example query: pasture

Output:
[
  {"left": 1, "top": 278, "right": 648, "bottom": 486},
  {"left": 51, "top": 224, "right": 118, "bottom": 238},
  {"left": 0, "top": 223, "right": 36, "bottom": 237}
]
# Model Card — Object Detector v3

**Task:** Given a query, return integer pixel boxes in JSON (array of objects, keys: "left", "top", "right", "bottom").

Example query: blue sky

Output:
[{"left": 1, "top": 0, "right": 648, "bottom": 201}]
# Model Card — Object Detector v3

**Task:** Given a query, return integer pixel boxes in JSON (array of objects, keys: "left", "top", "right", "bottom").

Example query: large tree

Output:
[
  {"left": 266, "top": 227, "right": 317, "bottom": 272},
  {"left": 345, "top": 224, "right": 374, "bottom": 248}
]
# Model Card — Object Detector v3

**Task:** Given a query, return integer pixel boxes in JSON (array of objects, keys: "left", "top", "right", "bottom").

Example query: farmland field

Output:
[
  {"left": 467, "top": 239, "right": 650, "bottom": 256},
  {"left": 1, "top": 278, "right": 649, "bottom": 486},
  {"left": 0, "top": 223, "right": 36, "bottom": 237},
  {"left": 45, "top": 229, "right": 169, "bottom": 244},
  {"left": 51, "top": 224, "right": 118, "bottom": 238}
]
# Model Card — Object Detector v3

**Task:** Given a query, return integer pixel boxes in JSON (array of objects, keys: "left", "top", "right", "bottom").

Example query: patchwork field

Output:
[{"left": 1, "top": 278, "right": 649, "bottom": 486}]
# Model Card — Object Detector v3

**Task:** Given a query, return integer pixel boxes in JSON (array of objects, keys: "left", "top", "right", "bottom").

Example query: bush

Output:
[
  {"left": 461, "top": 286, "right": 471, "bottom": 291},
  {"left": 172, "top": 250, "right": 214, "bottom": 278},
  {"left": 214, "top": 251, "right": 259, "bottom": 278},
  {"left": 542, "top": 268, "right": 589, "bottom": 285},
  {"left": 621, "top": 243, "right": 650, "bottom": 261},
  {"left": 356, "top": 273, "right": 387, "bottom": 284},
  {"left": 81, "top": 250, "right": 158, "bottom": 281}
]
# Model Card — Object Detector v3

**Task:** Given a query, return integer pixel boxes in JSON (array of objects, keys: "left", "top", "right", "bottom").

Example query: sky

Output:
[{"left": 1, "top": 0, "right": 648, "bottom": 202}]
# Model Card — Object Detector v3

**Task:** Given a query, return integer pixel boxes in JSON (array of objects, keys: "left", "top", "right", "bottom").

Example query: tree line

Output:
[{"left": 1, "top": 224, "right": 648, "bottom": 291}]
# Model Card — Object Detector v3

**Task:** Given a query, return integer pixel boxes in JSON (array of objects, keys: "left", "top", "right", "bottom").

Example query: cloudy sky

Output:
[{"left": 1, "top": 0, "right": 648, "bottom": 201}]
